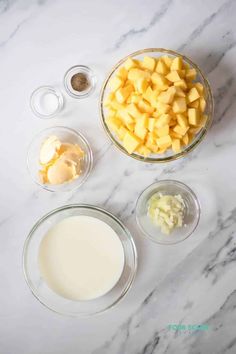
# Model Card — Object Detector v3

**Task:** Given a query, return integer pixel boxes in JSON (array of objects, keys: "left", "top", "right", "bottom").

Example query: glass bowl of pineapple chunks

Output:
[{"left": 100, "top": 48, "right": 214, "bottom": 162}]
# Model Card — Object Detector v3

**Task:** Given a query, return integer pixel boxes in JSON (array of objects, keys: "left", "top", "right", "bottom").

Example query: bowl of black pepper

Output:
[{"left": 64, "top": 65, "right": 96, "bottom": 99}]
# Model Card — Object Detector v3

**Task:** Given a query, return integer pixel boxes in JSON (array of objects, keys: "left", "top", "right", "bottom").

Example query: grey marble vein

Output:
[
  {"left": 178, "top": 0, "right": 233, "bottom": 52},
  {"left": 110, "top": 0, "right": 173, "bottom": 50}
]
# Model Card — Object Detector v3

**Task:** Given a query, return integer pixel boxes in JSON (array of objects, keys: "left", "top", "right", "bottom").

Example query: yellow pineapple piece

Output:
[
  {"left": 117, "top": 67, "right": 128, "bottom": 80},
  {"left": 185, "top": 68, "right": 197, "bottom": 81},
  {"left": 174, "top": 79, "right": 188, "bottom": 90},
  {"left": 172, "top": 97, "right": 187, "bottom": 113},
  {"left": 137, "top": 145, "right": 151, "bottom": 157},
  {"left": 142, "top": 56, "right": 156, "bottom": 71},
  {"left": 171, "top": 57, "right": 183, "bottom": 71},
  {"left": 156, "top": 59, "right": 169, "bottom": 75},
  {"left": 124, "top": 58, "right": 138, "bottom": 70},
  {"left": 166, "top": 70, "right": 182, "bottom": 82},
  {"left": 176, "top": 114, "right": 188, "bottom": 128},
  {"left": 172, "top": 138, "right": 181, "bottom": 153},
  {"left": 123, "top": 131, "right": 141, "bottom": 154},
  {"left": 199, "top": 97, "right": 206, "bottom": 112},
  {"left": 126, "top": 103, "right": 143, "bottom": 120},
  {"left": 109, "top": 76, "right": 123, "bottom": 91},
  {"left": 188, "top": 87, "right": 200, "bottom": 102},
  {"left": 137, "top": 99, "right": 154, "bottom": 114},
  {"left": 151, "top": 72, "right": 169, "bottom": 87},
  {"left": 156, "top": 125, "right": 169, "bottom": 137},
  {"left": 173, "top": 124, "right": 189, "bottom": 136},
  {"left": 115, "top": 85, "right": 133, "bottom": 103},
  {"left": 106, "top": 117, "right": 122, "bottom": 132},
  {"left": 188, "top": 108, "right": 200, "bottom": 125},
  {"left": 148, "top": 118, "right": 156, "bottom": 132},
  {"left": 156, "top": 135, "right": 172, "bottom": 148},
  {"left": 156, "top": 114, "right": 171, "bottom": 128}
]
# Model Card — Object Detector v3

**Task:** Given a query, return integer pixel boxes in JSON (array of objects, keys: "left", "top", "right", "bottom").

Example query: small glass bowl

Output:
[
  {"left": 27, "top": 126, "right": 93, "bottom": 192},
  {"left": 23, "top": 204, "right": 137, "bottom": 316},
  {"left": 30, "top": 86, "right": 64, "bottom": 119},
  {"left": 100, "top": 48, "right": 214, "bottom": 163},
  {"left": 64, "top": 65, "right": 96, "bottom": 99},
  {"left": 136, "top": 180, "right": 200, "bottom": 244}
]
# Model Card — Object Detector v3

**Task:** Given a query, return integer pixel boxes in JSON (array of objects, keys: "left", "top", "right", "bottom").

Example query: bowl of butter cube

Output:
[{"left": 100, "top": 48, "right": 213, "bottom": 163}]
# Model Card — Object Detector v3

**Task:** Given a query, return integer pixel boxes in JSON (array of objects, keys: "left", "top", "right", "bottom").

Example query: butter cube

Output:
[
  {"left": 124, "top": 58, "right": 138, "bottom": 70},
  {"left": 123, "top": 131, "right": 141, "bottom": 154},
  {"left": 126, "top": 103, "right": 143, "bottom": 120},
  {"left": 142, "top": 56, "right": 156, "bottom": 71},
  {"left": 176, "top": 114, "right": 188, "bottom": 128},
  {"left": 171, "top": 57, "right": 183, "bottom": 71},
  {"left": 173, "top": 124, "right": 189, "bottom": 136},
  {"left": 156, "top": 60, "right": 169, "bottom": 75},
  {"left": 151, "top": 72, "right": 169, "bottom": 87},
  {"left": 156, "top": 114, "right": 171, "bottom": 128},
  {"left": 166, "top": 70, "right": 182, "bottom": 82},
  {"left": 188, "top": 87, "right": 200, "bottom": 102},
  {"left": 174, "top": 79, "right": 188, "bottom": 90},
  {"left": 156, "top": 125, "right": 169, "bottom": 137},
  {"left": 172, "top": 97, "right": 187, "bottom": 113},
  {"left": 156, "top": 135, "right": 172, "bottom": 148},
  {"left": 109, "top": 76, "right": 123, "bottom": 91},
  {"left": 185, "top": 68, "right": 197, "bottom": 81},
  {"left": 188, "top": 108, "right": 200, "bottom": 125},
  {"left": 172, "top": 138, "right": 181, "bottom": 153}
]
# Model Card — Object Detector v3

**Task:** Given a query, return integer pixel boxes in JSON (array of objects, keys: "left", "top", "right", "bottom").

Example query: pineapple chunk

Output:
[
  {"left": 151, "top": 72, "right": 169, "bottom": 87},
  {"left": 188, "top": 87, "right": 200, "bottom": 102},
  {"left": 188, "top": 100, "right": 199, "bottom": 109},
  {"left": 126, "top": 104, "right": 143, "bottom": 120},
  {"left": 156, "top": 114, "right": 171, "bottom": 128},
  {"left": 156, "top": 135, "right": 172, "bottom": 148},
  {"left": 172, "top": 138, "right": 181, "bottom": 153},
  {"left": 199, "top": 97, "right": 206, "bottom": 112},
  {"left": 134, "top": 122, "right": 147, "bottom": 140},
  {"left": 124, "top": 58, "right": 138, "bottom": 70},
  {"left": 106, "top": 117, "right": 122, "bottom": 132},
  {"left": 109, "top": 76, "right": 123, "bottom": 91},
  {"left": 137, "top": 145, "right": 151, "bottom": 157},
  {"left": 138, "top": 113, "right": 149, "bottom": 128},
  {"left": 117, "top": 67, "right": 128, "bottom": 80},
  {"left": 136, "top": 78, "right": 149, "bottom": 94},
  {"left": 170, "top": 130, "right": 182, "bottom": 139},
  {"left": 148, "top": 118, "right": 156, "bottom": 132},
  {"left": 194, "top": 82, "right": 204, "bottom": 94},
  {"left": 182, "top": 133, "right": 189, "bottom": 146},
  {"left": 156, "top": 59, "right": 169, "bottom": 75},
  {"left": 115, "top": 85, "right": 133, "bottom": 103},
  {"left": 126, "top": 123, "right": 135, "bottom": 132},
  {"left": 172, "top": 97, "right": 187, "bottom": 113},
  {"left": 138, "top": 99, "right": 154, "bottom": 114},
  {"left": 117, "top": 126, "right": 128, "bottom": 140},
  {"left": 176, "top": 114, "right": 188, "bottom": 128},
  {"left": 143, "top": 86, "right": 155, "bottom": 104},
  {"left": 162, "top": 56, "right": 173, "bottom": 68},
  {"left": 158, "top": 86, "right": 176, "bottom": 104},
  {"left": 173, "top": 124, "right": 189, "bottom": 136},
  {"left": 166, "top": 70, "right": 182, "bottom": 82},
  {"left": 130, "top": 93, "right": 141, "bottom": 104},
  {"left": 104, "top": 92, "right": 115, "bottom": 107},
  {"left": 118, "top": 109, "right": 133, "bottom": 124},
  {"left": 175, "top": 87, "right": 186, "bottom": 97},
  {"left": 142, "top": 56, "right": 156, "bottom": 71},
  {"left": 188, "top": 108, "right": 200, "bottom": 125},
  {"left": 123, "top": 131, "right": 141, "bottom": 154},
  {"left": 174, "top": 79, "right": 188, "bottom": 90},
  {"left": 155, "top": 102, "right": 171, "bottom": 114},
  {"left": 128, "top": 68, "right": 150, "bottom": 82},
  {"left": 171, "top": 57, "right": 183, "bottom": 71},
  {"left": 156, "top": 125, "right": 169, "bottom": 137},
  {"left": 185, "top": 68, "right": 197, "bottom": 81}
]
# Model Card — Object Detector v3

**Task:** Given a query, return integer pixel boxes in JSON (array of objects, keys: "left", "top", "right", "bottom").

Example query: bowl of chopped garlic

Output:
[
  {"left": 27, "top": 126, "right": 93, "bottom": 192},
  {"left": 136, "top": 180, "right": 200, "bottom": 244},
  {"left": 100, "top": 48, "right": 213, "bottom": 163}
]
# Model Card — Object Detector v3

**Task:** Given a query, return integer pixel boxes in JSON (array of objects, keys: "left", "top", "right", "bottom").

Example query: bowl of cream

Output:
[{"left": 23, "top": 205, "right": 137, "bottom": 316}]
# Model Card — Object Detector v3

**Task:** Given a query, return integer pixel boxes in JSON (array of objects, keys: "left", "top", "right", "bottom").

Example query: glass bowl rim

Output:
[
  {"left": 26, "top": 126, "right": 93, "bottom": 193},
  {"left": 30, "top": 85, "right": 64, "bottom": 119},
  {"left": 100, "top": 48, "right": 214, "bottom": 163},
  {"left": 135, "top": 179, "right": 201, "bottom": 245},
  {"left": 22, "top": 203, "right": 138, "bottom": 317}
]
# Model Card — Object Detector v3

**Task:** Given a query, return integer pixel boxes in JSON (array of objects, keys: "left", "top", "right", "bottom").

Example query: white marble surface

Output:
[{"left": 0, "top": 0, "right": 236, "bottom": 353}]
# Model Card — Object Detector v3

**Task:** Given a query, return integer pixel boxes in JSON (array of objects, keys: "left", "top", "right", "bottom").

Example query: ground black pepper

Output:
[{"left": 71, "top": 73, "right": 90, "bottom": 92}]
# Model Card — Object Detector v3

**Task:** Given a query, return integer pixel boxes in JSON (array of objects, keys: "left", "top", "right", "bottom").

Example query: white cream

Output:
[{"left": 38, "top": 215, "right": 125, "bottom": 301}]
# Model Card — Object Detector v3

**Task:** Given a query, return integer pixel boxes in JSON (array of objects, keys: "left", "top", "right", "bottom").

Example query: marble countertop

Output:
[{"left": 1, "top": 0, "right": 236, "bottom": 353}]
